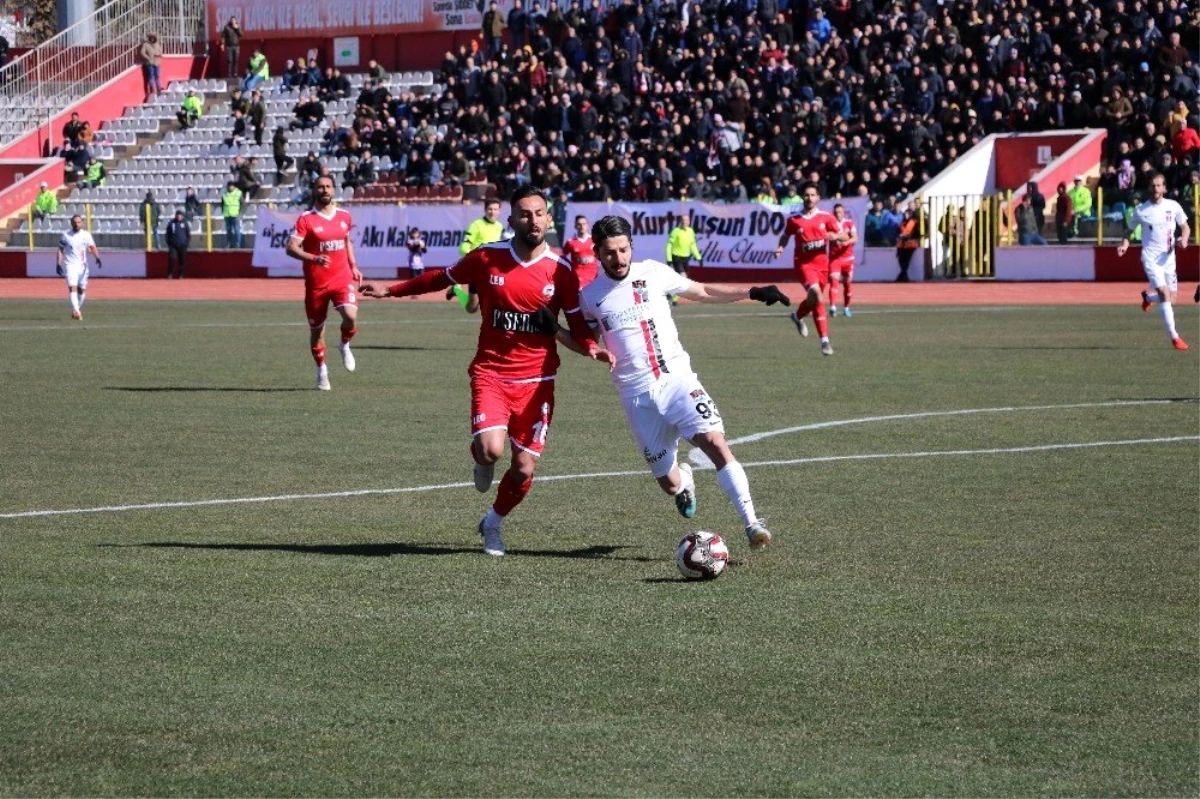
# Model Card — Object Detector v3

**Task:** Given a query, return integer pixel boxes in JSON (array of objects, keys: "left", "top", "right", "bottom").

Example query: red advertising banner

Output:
[{"left": 208, "top": 0, "right": 482, "bottom": 37}]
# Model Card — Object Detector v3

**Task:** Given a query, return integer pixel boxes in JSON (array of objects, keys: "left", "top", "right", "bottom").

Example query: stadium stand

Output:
[
  {"left": 16, "top": 71, "right": 438, "bottom": 249},
  {"left": 8, "top": 0, "right": 1200, "bottom": 251}
]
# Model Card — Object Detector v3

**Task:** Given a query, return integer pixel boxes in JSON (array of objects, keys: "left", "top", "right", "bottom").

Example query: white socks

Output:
[
  {"left": 69, "top": 290, "right": 81, "bottom": 312},
  {"left": 716, "top": 461, "right": 757, "bottom": 528},
  {"left": 1159, "top": 301, "right": 1178, "bottom": 339}
]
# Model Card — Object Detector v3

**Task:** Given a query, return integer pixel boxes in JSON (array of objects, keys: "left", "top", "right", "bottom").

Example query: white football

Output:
[{"left": 675, "top": 530, "right": 730, "bottom": 580}]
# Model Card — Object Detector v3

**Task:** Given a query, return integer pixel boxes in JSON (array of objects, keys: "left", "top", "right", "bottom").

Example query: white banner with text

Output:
[
  {"left": 566, "top": 198, "right": 869, "bottom": 270},
  {"left": 253, "top": 204, "right": 480, "bottom": 277}
]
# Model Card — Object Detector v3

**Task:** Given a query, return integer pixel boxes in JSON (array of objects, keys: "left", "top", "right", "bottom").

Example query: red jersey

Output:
[
  {"left": 830, "top": 217, "right": 855, "bottom": 268},
  {"left": 293, "top": 207, "right": 354, "bottom": 291},
  {"left": 561, "top": 235, "right": 599, "bottom": 287},
  {"left": 446, "top": 241, "right": 583, "bottom": 381},
  {"left": 783, "top": 210, "right": 839, "bottom": 271}
]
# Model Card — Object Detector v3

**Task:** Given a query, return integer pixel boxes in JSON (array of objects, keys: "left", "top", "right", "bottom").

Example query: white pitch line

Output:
[
  {"left": 2, "top": 436, "right": 1195, "bottom": 520},
  {"left": 726, "top": 399, "right": 1186, "bottom": 446}
]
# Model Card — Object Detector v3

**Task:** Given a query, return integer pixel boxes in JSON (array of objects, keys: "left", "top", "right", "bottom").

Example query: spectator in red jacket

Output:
[{"left": 1171, "top": 122, "right": 1200, "bottom": 162}]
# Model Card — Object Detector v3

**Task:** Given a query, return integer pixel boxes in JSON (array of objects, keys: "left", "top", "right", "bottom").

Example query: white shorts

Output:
[
  {"left": 621, "top": 372, "right": 724, "bottom": 479},
  {"left": 1143, "top": 253, "right": 1177, "bottom": 292},
  {"left": 64, "top": 263, "right": 89, "bottom": 289}
]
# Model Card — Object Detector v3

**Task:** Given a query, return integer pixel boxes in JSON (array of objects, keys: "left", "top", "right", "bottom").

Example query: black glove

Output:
[
  {"left": 56, "top": 263, "right": 64, "bottom": 276},
  {"left": 749, "top": 285, "right": 790, "bottom": 306},
  {"left": 94, "top": 258, "right": 102, "bottom": 269},
  {"left": 531, "top": 305, "right": 559, "bottom": 335}
]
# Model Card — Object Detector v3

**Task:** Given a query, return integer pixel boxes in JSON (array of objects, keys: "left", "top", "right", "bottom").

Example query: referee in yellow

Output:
[
  {"left": 666, "top": 212, "right": 703, "bottom": 304},
  {"left": 449, "top": 198, "right": 504, "bottom": 313}
]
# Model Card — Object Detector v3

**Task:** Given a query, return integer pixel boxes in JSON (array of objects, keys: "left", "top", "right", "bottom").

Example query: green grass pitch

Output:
[{"left": 1, "top": 297, "right": 1197, "bottom": 797}]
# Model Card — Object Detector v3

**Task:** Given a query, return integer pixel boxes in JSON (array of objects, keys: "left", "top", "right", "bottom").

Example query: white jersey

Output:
[
  {"left": 1131, "top": 198, "right": 1186, "bottom": 266},
  {"left": 578, "top": 259, "right": 693, "bottom": 398},
  {"left": 59, "top": 229, "right": 95, "bottom": 270}
]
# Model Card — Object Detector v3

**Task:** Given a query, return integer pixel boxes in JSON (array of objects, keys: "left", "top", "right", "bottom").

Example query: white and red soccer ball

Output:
[{"left": 674, "top": 531, "right": 730, "bottom": 580}]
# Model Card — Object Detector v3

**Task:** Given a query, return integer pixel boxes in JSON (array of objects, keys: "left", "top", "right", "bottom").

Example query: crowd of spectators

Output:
[{"left": 298, "top": 0, "right": 1198, "bottom": 245}]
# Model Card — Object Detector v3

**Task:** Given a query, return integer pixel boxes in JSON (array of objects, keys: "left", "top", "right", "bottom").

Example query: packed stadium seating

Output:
[{"left": 11, "top": 0, "right": 1200, "bottom": 251}]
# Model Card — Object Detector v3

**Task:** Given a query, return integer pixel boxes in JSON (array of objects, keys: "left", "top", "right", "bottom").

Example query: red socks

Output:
[
  {"left": 492, "top": 470, "right": 533, "bottom": 517},
  {"left": 341, "top": 325, "right": 357, "bottom": 345},
  {"left": 813, "top": 301, "right": 828, "bottom": 338},
  {"left": 311, "top": 344, "right": 326, "bottom": 366}
]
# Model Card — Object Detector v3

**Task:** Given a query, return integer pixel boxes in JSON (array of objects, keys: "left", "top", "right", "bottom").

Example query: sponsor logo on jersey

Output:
[
  {"left": 600, "top": 305, "right": 645, "bottom": 331},
  {"left": 491, "top": 307, "right": 549, "bottom": 334},
  {"left": 489, "top": 274, "right": 505, "bottom": 285},
  {"left": 542, "top": 283, "right": 555, "bottom": 299},
  {"left": 319, "top": 239, "right": 346, "bottom": 252}
]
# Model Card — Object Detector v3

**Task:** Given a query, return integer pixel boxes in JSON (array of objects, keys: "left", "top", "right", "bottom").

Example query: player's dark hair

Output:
[
  {"left": 484, "top": 198, "right": 501, "bottom": 209},
  {"left": 508, "top": 184, "right": 546, "bottom": 210},
  {"left": 801, "top": 180, "right": 820, "bottom": 195},
  {"left": 833, "top": 203, "right": 844, "bottom": 212},
  {"left": 591, "top": 215, "right": 633, "bottom": 246},
  {"left": 1149, "top": 171, "right": 1166, "bottom": 183},
  {"left": 575, "top": 214, "right": 588, "bottom": 223}
]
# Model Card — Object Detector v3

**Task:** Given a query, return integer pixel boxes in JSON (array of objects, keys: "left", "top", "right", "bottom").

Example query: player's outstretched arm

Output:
[
  {"left": 681, "top": 282, "right": 790, "bottom": 306},
  {"left": 362, "top": 268, "right": 454, "bottom": 299}
]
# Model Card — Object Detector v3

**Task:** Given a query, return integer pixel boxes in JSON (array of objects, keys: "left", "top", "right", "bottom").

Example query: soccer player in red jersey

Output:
[
  {"left": 773, "top": 182, "right": 846, "bottom": 356},
  {"left": 285, "top": 174, "right": 363, "bottom": 390},
  {"left": 362, "top": 185, "right": 613, "bottom": 557},
  {"left": 561, "top": 213, "right": 598, "bottom": 288},
  {"left": 828, "top": 203, "right": 858, "bottom": 318}
]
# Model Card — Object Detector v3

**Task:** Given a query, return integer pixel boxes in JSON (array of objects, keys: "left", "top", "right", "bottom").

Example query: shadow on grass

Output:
[
  {"left": 104, "top": 386, "right": 311, "bottom": 393},
  {"left": 119, "top": 541, "right": 658, "bottom": 561}
]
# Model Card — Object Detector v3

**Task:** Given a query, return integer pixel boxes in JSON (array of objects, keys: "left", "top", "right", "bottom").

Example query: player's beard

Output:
[{"left": 517, "top": 227, "right": 545, "bottom": 250}]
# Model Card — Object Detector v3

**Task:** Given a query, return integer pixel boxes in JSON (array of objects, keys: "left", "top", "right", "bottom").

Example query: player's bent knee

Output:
[{"left": 475, "top": 441, "right": 504, "bottom": 464}]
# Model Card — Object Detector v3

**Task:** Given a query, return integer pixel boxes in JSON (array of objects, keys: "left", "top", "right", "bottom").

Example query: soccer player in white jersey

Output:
[
  {"left": 572, "top": 214, "right": 791, "bottom": 550},
  {"left": 56, "top": 215, "right": 101, "bottom": 321},
  {"left": 1119, "top": 173, "right": 1191, "bottom": 350}
]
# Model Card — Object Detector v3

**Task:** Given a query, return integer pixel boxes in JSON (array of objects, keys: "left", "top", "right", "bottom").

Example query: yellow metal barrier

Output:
[
  {"left": 926, "top": 193, "right": 998, "bottom": 278},
  {"left": 205, "top": 203, "right": 213, "bottom": 252},
  {"left": 86, "top": 203, "right": 92, "bottom": 233},
  {"left": 26, "top": 203, "right": 33, "bottom": 251}
]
